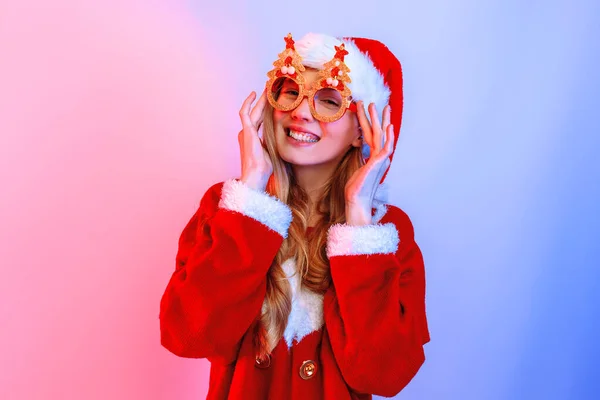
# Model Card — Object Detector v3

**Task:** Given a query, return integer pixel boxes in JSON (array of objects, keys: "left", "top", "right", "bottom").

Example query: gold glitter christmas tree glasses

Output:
[{"left": 265, "top": 33, "right": 357, "bottom": 123}]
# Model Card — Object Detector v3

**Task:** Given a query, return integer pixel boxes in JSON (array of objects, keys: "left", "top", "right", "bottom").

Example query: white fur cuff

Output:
[
  {"left": 218, "top": 179, "right": 293, "bottom": 239},
  {"left": 326, "top": 223, "right": 399, "bottom": 257}
]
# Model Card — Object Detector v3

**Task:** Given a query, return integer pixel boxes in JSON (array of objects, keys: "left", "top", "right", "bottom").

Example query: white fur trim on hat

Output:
[
  {"left": 218, "top": 179, "right": 293, "bottom": 238},
  {"left": 295, "top": 33, "right": 391, "bottom": 158},
  {"left": 326, "top": 222, "right": 399, "bottom": 257}
]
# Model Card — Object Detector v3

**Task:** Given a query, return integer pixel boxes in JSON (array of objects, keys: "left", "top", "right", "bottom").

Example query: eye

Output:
[
  {"left": 318, "top": 98, "right": 340, "bottom": 108},
  {"left": 314, "top": 88, "right": 343, "bottom": 109}
]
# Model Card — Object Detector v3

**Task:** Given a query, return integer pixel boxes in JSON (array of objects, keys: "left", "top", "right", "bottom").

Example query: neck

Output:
[{"left": 291, "top": 162, "right": 337, "bottom": 210}]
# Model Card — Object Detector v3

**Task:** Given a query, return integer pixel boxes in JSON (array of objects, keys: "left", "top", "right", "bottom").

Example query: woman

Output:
[{"left": 159, "top": 32, "right": 430, "bottom": 399}]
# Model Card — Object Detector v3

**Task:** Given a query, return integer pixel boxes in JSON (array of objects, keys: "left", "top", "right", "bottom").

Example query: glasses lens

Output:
[
  {"left": 271, "top": 77, "right": 300, "bottom": 108},
  {"left": 313, "top": 88, "right": 343, "bottom": 117}
]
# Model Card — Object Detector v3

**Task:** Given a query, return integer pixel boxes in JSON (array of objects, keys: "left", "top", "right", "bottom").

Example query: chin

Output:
[
  {"left": 277, "top": 149, "right": 312, "bottom": 166},
  {"left": 279, "top": 147, "right": 338, "bottom": 168}
]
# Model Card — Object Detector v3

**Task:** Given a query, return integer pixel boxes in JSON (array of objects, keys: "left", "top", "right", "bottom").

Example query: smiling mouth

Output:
[{"left": 286, "top": 128, "right": 320, "bottom": 143}]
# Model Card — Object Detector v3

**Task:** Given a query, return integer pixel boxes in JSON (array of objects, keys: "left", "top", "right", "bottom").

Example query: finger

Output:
[
  {"left": 240, "top": 91, "right": 256, "bottom": 115},
  {"left": 373, "top": 127, "right": 394, "bottom": 183},
  {"left": 370, "top": 124, "right": 394, "bottom": 165},
  {"left": 381, "top": 104, "right": 391, "bottom": 132},
  {"left": 368, "top": 103, "right": 383, "bottom": 154},
  {"left": 381, "top": 112, "right": 392, "bottom": 153},
  {"left": 239, "top": 91, "right": 257, "bottom": 126},
  {"left": 250, "top": 89, "right": 267, "bottom": 127},
  {"left": 384, "top": 124, "right": 394, "bottom": 155},
  {"left": 356, "top": 101, "right": 373, "bottom": 148}
]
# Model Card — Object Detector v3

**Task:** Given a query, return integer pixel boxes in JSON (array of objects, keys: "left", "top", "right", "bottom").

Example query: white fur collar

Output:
[
  {"left": 279, "top": 258, "right": 324, "bottom": 348},
  {"left": 259, "top": 185, "right": 390, "bottom": 349}
]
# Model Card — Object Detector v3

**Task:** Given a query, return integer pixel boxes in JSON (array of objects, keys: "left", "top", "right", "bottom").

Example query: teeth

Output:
[{"left": 289, "top": 130, "right": 319, "bottom": 143}]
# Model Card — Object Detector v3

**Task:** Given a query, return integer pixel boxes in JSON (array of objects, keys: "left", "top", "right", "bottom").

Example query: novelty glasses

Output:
[{"left": 265, "top": 34, "right": 357, "bottom": 123}]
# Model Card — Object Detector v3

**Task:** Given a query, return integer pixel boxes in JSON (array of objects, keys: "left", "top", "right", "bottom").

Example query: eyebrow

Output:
[{"left": 282, "top": 79, "right": 316, "bottom": 92}]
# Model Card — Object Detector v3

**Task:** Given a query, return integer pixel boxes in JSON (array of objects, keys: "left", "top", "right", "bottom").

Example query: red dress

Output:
[{"left": 159, "top": 179, "right": 430, "bottom": 399}]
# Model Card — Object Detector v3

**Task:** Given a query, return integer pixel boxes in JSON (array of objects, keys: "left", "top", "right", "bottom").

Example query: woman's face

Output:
[{"left": 272, "top": 69, "right": 362, "bottom": 168}]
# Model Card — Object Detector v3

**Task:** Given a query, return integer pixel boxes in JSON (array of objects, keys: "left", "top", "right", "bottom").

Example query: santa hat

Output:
[{"left": 293, "top": 33, "right": 403, "bottom": 184}]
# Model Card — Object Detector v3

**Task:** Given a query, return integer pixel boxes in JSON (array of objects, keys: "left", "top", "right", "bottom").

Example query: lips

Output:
[{"left": 285, "top": 125, "right": 320, "bottom": 141}]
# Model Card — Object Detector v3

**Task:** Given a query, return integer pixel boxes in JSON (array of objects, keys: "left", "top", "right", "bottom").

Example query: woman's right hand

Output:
[{"left": 238, "top": 90, "right": 273, "bottom": 191}]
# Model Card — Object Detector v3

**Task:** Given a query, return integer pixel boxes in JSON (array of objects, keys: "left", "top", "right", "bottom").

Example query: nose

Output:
[{"left": 290, "top": 97, "right": 313, "bottom": 122}]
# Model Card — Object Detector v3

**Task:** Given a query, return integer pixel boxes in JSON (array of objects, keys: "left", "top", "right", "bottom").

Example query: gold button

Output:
[
  {"left": 299, "top": 360, "right": 317, "bottom": 380},
  {"left": 255, "top": 354, "right": 271, "bottom": 369}
]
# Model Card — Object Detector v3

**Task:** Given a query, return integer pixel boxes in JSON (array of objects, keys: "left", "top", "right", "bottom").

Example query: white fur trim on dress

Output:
[
  {"left": 218, "top": 179, "right": 293, "bottom": 239},
  {"left": 295, "top": 33, "right": 391, "bottom": 158},
  {"left": 326, "top": 222, "right": 399, "bottom": 257},
  {"left": 279, "top": 258, "right": 324, "bottom": 348}
]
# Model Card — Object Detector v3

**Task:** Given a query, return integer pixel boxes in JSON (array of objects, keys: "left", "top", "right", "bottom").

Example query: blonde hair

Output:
[{"left": 254, "top": 103, "right": 364, "bottom": 358}]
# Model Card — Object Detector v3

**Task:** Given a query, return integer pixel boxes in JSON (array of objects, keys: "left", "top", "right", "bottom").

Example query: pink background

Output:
[{"left": 0, "top": 1, "right": 235, "bottom": 398}]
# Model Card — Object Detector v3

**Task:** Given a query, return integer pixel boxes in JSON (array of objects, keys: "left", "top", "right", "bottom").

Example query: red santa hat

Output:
[{"left": 294, "top": 33, "right": 403, "bottom": 183}]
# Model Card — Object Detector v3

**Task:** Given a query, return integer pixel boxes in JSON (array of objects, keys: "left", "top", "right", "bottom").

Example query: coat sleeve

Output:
[
  {"left": 159, "top": 179, "right": 292, "bottom": 363},
  {"left": 323, "top": 205, "right": 430, "bottom": 397}
]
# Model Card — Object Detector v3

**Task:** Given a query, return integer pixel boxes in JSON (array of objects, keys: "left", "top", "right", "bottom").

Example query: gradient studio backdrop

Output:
[{"left": 0, "top": 0, "right": 598, "bottom": 399}]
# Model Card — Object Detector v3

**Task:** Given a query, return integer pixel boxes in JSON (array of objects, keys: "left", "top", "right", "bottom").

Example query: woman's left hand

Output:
[{"left": 344, "top": 101, "right": 394, "bottom": 226}]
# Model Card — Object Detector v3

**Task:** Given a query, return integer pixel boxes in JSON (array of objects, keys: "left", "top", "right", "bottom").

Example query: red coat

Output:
[{"left": 159, "top": 179, "right": 430, "bottom": 399}]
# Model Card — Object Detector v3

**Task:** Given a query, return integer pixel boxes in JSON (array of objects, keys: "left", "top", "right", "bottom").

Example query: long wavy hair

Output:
[{"left": 254, "top": 102, "right": 365, "bottom": 358}]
